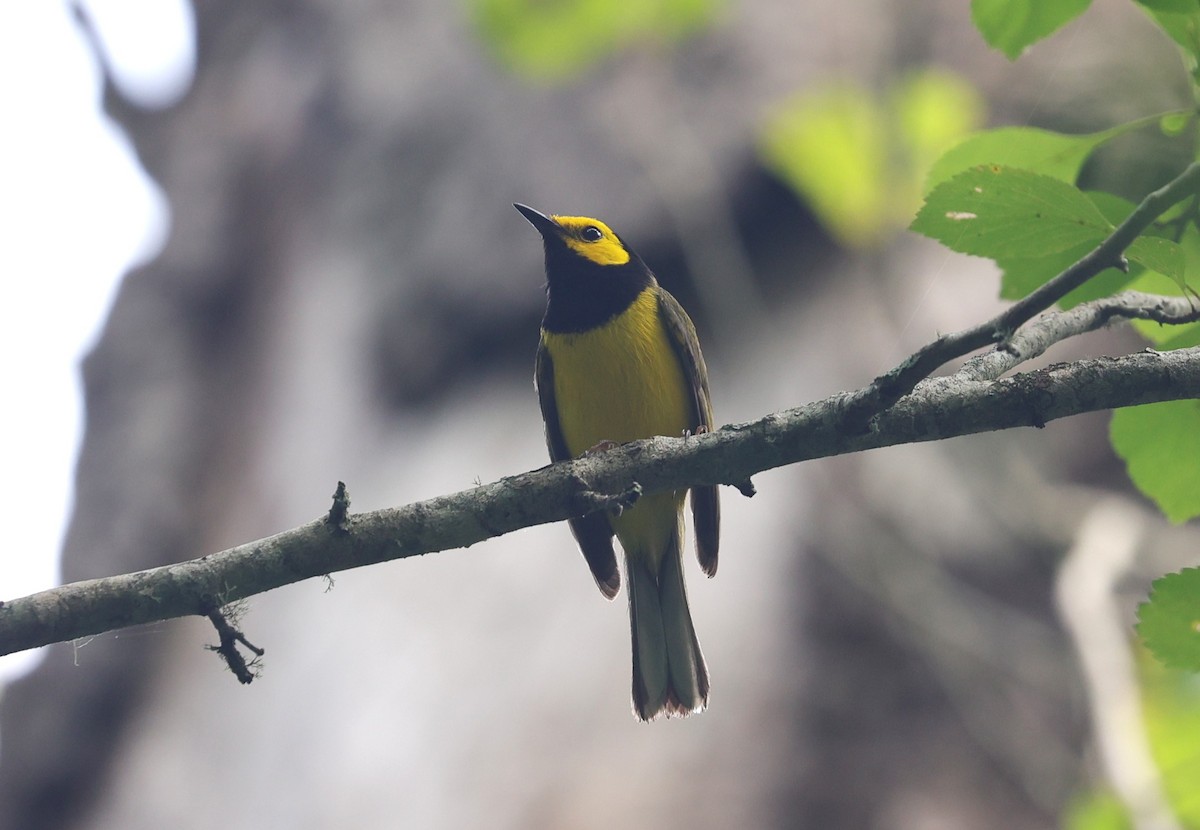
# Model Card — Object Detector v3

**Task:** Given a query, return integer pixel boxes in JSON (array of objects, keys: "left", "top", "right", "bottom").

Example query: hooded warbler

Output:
[{"left": 515, "top": 203, "right": 719, "bottom": 721}]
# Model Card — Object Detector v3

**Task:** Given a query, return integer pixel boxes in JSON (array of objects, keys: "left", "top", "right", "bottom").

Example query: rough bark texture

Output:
[{"left": 3, "top": 343, "right": 1199, "bottom": 662}]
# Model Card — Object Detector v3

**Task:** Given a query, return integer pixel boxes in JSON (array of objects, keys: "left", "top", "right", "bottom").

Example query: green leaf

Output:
[
  {"left": 925, "top": 115, "right": 1184, "bottom": 192},
  {"left": 1134, "top": 319, "right": 1200, "bottom": 348},
  {"left": 911, "top": 166, "right": 1112, "bottom": 260},
  {"left": 998, "top": 192, "right": 1144, "bottom": 303},
  {"left": 1127, "top": 235, "right": 1187, "bottom": 290},
  {"left": 1139, "top": 4, "right": 1200, "bottom": 80},
  {"left": 1128, "top": 283, "right": 1200, "bottom": 346},
  {"left": 1127, "top": 225, "right": 1200, "bottom": 346},
  {"left": 1086, "top": 190, "right": 1139, "bottom": 228},
  {"left": 471, "top": 0, "right": 718, "bottom": 79},
  {"left": 998, "top": 240, "right": 1138, "bottom": 304},
  {"left": 1111, "top": 400, "right": 1200, "bottom": 523},
  {"left": 1139, "top": 569, "right": 1200, "bottom": 671},
  {"left": 1133, "top": 318, "right": 1200, "bottom": 348},
  {"left": 927, "top": 127, "right": 1100, "bottom": 191},
  {"left": 971, "top": 0, "right": 1092, "bottom": 59}
]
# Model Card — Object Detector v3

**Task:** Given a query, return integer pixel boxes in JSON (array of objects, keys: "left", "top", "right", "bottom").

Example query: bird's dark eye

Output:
[{"left": 581, "top": 226, "right": 603, "bottom": 242}]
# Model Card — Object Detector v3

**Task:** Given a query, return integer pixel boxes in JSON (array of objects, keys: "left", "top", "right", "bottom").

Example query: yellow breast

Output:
[
  {"left": 542, "top": 287, "right": 691, "bottom": 558},
  {"left": 542, "top": 287, "right": 691, "bottom": 456}
]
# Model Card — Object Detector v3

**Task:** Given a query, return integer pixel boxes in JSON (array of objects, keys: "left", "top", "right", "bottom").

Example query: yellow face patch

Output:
[{"left": 552, "top": 215, "right": 631, "bottom": 266}]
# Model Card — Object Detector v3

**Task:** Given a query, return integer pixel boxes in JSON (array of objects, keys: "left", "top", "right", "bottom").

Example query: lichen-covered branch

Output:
[
  {"left": 960, "top": 291, "right": 1200, "bottom": 381},
  {"left": 2, "top": 341, "right": 1199, "bottom": 658},
  {"left": 843, "top": 162, "right": 1200, "bottom": 425}
]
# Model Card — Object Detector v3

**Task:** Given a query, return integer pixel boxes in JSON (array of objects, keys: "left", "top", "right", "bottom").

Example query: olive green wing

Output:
[
  {"left": 656, "top": 286, "right": 720, "bottom": 577},
  {"left": 535, "top": 338, "right": 621, "bottom": 599}
]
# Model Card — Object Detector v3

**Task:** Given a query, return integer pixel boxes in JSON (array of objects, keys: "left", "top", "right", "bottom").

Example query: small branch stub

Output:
[
  {"left": 327, "top": 480, "right": 351, "bottom": 532},
  {"left": 204, "top": 607, "right": 264, "bottom": 684},
  {"left": 734, "top": 479, "right": 757, "bottom": 498}
]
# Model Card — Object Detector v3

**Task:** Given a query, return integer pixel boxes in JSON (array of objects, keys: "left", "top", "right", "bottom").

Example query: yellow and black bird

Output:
[{"left": 515, "top": 203, "right": 719, "bottom": 721}]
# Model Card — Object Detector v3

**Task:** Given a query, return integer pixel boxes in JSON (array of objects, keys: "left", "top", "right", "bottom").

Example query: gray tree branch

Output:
[
  {"left": 2, "top": 333, "right": 1199, "bottom": 660},
  {"left": 961, "top": 291, "right": 1200, "bottom": 381},
  {"left": 843, "top": 162, "right": 1200, "bottom": 425}
]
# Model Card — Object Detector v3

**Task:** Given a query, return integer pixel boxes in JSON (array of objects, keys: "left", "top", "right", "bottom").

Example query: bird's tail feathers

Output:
[{"left": 627, "top": 530, "right": 709, "bottom": 721}]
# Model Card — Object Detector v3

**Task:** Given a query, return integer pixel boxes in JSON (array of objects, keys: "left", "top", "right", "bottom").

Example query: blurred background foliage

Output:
[
  {"left": 1142, "top": 649, "right": 1200, "bottom": 825},
  {"left": 471, "top": 0, "right": 721, "bottom": 78},
  {"left": 760, "top": 71, "right": 984, "bottom": 247}
]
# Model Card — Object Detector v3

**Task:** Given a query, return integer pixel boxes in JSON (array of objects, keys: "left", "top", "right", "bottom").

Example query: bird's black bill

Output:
[{"left": 514, "top": 203, "right": 561, "bottom": 239}]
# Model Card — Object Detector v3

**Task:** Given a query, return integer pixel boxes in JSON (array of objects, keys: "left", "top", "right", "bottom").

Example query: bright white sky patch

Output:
[{"left": 0, "top": 0, "right": 193, "bottom": 683}]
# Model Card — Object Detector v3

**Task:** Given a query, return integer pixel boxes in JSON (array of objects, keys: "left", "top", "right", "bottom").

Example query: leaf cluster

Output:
[
  {"left": 944, "top": 4, "right": 1200, "bottom": 826},
  {"left": 917, "top": 4, "right": 1200, "bottom": 687}
]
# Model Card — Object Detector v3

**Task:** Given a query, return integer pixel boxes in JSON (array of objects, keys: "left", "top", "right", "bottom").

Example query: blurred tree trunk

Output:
[{"left": 0, "top": 2, "right": 325, "bottom": 826}]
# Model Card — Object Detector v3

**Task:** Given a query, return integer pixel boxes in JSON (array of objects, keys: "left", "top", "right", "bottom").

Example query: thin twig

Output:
[
  {"left": 204, "top": 605, "right": 264, "bottom": 685},
  {"left": 843, "top": 162, "right": 1200, "bottom": 427},
  {"left": 960, "top": 291, "right": 1200, "bottom": 381}
]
